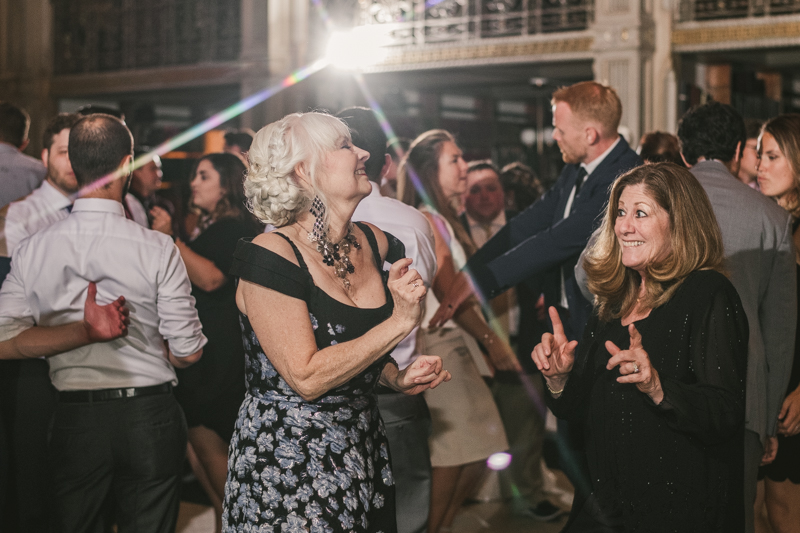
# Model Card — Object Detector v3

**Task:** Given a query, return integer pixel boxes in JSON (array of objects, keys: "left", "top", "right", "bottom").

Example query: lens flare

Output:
[
  {"left": 487, "top": 452, "right": 513, "bottom": 471},
  {"left": 75, "top": 58, "right": 329, "bottom": 198}
]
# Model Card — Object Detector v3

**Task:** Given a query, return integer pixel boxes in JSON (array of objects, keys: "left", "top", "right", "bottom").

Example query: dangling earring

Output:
[
  {"left": 305, "top": 195, "right": 361, "bottom": 289},
  {"left": 309, "top": 195, "right": 326, "bottom": 243}
]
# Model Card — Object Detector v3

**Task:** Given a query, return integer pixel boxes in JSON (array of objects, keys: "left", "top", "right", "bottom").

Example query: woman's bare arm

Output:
[{"left": 239, "top": 232, "right": 425, "bottom": 401}]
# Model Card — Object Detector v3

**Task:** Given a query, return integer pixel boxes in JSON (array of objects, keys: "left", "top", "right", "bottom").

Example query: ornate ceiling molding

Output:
[
  {"left": 365, "top": 34, "right": 594, "bottom": 71},
  {"left": 673, "top": 17, "right": 800, "bottom": 51}
]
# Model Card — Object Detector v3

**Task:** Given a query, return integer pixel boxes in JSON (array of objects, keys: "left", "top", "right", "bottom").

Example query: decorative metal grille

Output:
[
  {"left": 680, "top": 0, "right": 800, "bottom": 20},
  {"left": 53, "top": 0, "right": 241, "bottom": 75},
  {"left": 358, "top": 0, "right": 593, "bottom": 46}
]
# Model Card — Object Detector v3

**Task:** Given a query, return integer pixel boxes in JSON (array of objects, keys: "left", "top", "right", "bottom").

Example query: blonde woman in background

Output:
[{"left": 399, "top": 129, "right": 513, "bottom": 533}]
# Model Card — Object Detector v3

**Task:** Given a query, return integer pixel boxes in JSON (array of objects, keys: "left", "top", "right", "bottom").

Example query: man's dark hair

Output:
[
  {"left": 335, "top": 107, "right": 387, "bottom": 183},
  {"left": 0, "top": 102, "right": 30, "bottom": 147},
  {"left": 677, "top": 101, "right": 746, "bottom": 166},
  {"left": 639, "top": 131, "right": 683, "bottom": 166},
  {"left": 42, "top": 113, "right": 82, "bottom": 151},
  {"left": 467, "top": 159, "right": 500, "bottom": 176},
  {"left": 133, "top": 146, "right": 156, "bottom": 161},
  {"left": 68, "top": 114, "right": 134, "bottom": 187},
  {"left": 224, "top": 130, "right": 254, "bottom": 152},
  {"left": 744, "top": 118, "right": 764, "bottom": 140},
  {"left": 76, "top": 105, "right": 125, "bottom": 121}
]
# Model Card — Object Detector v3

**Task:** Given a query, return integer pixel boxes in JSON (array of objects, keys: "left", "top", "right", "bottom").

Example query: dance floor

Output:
[{"left": 176, "top": 470, "right": 573, "bottom": 533}]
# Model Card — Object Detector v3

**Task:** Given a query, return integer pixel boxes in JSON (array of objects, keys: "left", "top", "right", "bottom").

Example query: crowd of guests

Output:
[{"left": 0, "top": 79, "right": 799, "bottom": 533}]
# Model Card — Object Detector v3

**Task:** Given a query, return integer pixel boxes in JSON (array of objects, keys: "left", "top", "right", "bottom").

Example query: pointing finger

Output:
[
  {"left": 548, "top": 307, "right": 566, "bottom": 340},
  {"left": 605, "top": 340, "right": 621, "bottom": 357},
  {"left": 629, "top": 323, "right": 643, "bottom": 349}
]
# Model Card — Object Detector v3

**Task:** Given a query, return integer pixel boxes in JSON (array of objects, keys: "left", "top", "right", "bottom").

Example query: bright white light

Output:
[
  {"left": 486, "top": 452, "right": 512, "bottom": 471},
  {"left": 326, "top": 26, "right": 391, "bottom": 71}
]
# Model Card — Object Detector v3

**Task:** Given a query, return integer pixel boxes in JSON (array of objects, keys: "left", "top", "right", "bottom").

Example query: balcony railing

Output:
[
  {"left": 53, "top": 0, "right": 241, "bottom": 75},
  {"left": 359, "top": 0, "right": 594, "bottom": 47},
  {"left": 680, "top": 0, "right": 800, "bottom": 21}
]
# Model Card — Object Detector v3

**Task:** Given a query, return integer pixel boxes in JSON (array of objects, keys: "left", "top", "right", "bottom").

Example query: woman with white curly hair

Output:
[{"left": 222, "top": 111, "right": 450, "bottom": 532}]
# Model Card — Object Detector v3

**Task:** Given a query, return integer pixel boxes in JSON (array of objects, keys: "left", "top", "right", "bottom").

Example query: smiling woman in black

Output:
[{"left": 533, "top": 163, "right": 747, "bottom": 532}]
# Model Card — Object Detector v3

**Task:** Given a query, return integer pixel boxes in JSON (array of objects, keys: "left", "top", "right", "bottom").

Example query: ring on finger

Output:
[
  {"left": 412, "top": 281, "right": 419, "bottom": 288},
  {"left": 632, "top": 362, "right": 640, "bottom": 374}
]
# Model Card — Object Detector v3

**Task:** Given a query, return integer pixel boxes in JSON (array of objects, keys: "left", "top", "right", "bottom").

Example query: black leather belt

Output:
[{"left": 58, "top": 383, "right": 172, "bottom": 403}]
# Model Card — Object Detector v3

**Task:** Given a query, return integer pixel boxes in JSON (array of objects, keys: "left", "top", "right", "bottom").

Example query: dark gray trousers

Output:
[
  {"left": 377, "top": 392, "right": 432, "bottom": 533},
  {"left": 49, "top": 391, "right": 187, "bottom": 533}
]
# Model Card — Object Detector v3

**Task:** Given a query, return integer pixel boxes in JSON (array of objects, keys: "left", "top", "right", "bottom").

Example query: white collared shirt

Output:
[
  {"left": 0, "top": 198, "right": 207, "bottom": 390},
  {"left": 562, "top": 137, "right": 622, "bottom": 220},
  {"left": 465, "top": 210, "right": 507, "bottom": 249},
  {"left": 2, "top": 180, "right": 72, "bottom": 257},
  {"left": 353, "top": 182, "right": 438, "bottom": 369},
  {"left": 125, "top": 194, "right": 150, "bottom": 228}
]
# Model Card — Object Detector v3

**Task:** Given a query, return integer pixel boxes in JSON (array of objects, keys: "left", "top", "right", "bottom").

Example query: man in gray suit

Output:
[{"left": 677, "top": 101, "right": 796, "bottom": 533}]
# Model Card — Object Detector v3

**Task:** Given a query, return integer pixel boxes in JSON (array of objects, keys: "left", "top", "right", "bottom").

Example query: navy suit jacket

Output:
[{"left": 466, "top": 137, "right": 642, "bottom": 340}]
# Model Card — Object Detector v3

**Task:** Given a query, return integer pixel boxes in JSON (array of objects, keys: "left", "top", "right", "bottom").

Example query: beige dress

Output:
[{"left": 419, "top": 208, "right": 508, "bottom": 467}]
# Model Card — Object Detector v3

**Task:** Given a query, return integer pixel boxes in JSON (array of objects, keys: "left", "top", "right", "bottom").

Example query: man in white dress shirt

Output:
[
  {"left": 0, "top": 114, "right": 207, "bottom": 533},
  {"left": 1, "top": 113, "right": 82, "bottom": 257},
  {"left": 338, "top": 107, "right": 438, "bottom": 533}
]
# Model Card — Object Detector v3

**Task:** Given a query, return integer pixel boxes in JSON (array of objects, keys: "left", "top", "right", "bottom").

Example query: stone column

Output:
[
  {"left": 0, "top": 0, "right": 56, "bottom": 155},
  {"left": 591, "top": 0, "right": 653, "bottom": 147},
  {"left": 240, "top": 0, "right": 313, "bottom": 131},
  {"left": 239, "top": 0, "right": 271, "bottom": 131},
  {"left": 650, "top": 0, "right": 678, "bottom": 133}
]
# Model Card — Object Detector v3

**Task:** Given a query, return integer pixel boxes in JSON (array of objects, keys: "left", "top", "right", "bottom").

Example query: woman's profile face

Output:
[
  {"left": 757, "top": 132, "right": 796, "bottom": 201},
  {"left": 614, "top": 183, "right": 672, "bottom": 275},
  {"left": 320, "top": 137, "right": 371, "bottom": 202},
  {"left": 191, "top": 159, "right": 225, "bottom": 213},
  {"left": 436, "top": 141, "right": 469, "bottom": 198}
]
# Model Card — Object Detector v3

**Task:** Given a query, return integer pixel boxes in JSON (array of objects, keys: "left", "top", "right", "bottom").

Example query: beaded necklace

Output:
[{"left": 305, "top": 224, "right": 361, "bottom": 289}]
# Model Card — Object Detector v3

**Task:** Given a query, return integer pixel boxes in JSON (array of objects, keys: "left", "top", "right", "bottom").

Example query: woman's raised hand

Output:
[
  {"left": 387, "top": 258, "right": 426, "bottom": 331},
  {"left": 531, "top": 307, "right": 577, "bottom": 388},
  {"left": 606, "top": 323, "right": 664, "bottom": 404},
  {"left": 149, "top": 206, "right": 173, "bottom": 236},
  {"left": 394, "top": 355, "right": 451, "bottom": 395}
]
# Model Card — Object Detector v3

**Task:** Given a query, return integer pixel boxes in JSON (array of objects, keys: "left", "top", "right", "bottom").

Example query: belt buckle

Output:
[{"left": 124, "top": 388, "right": 136, "bottom": 398}]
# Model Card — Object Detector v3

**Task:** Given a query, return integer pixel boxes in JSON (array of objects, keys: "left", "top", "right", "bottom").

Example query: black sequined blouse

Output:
[{"left": 548, "top": 269, "right": 748, "bottom": 533}]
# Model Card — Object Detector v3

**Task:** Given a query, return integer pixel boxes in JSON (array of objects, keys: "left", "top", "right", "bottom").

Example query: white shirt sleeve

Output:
[
  {"left": 0, "top": 253, "right": 36, "bottom": 341},
  {"left": 3, "top": 204, "right": 31, "bottom": 258},
  {"left": 405, "top": 224, "right": 438, "bottom": 288},
  {"left": 155, "top": 241, "right": 207, "bottom": 357}
]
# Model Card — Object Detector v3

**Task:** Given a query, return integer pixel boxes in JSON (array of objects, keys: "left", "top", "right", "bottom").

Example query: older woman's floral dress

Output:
[{"left": 223, "top": 223, "right": 398, "bottom": 533}]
